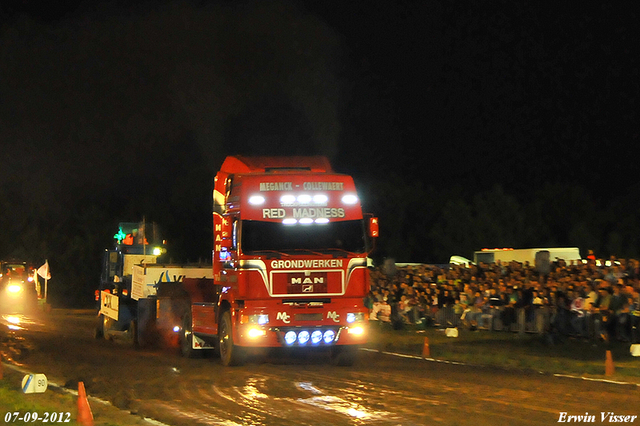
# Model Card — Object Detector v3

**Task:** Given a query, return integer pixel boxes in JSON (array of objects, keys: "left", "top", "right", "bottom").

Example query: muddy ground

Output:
[{"left": 1, "top": 310, "right": 638, "bottom": 425}]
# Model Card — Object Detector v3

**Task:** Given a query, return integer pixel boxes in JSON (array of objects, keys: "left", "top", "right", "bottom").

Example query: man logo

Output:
[
  {"left": 291, "top": 277, "right": 324, "bottom": 284},
  {"left": 276, "top": 312, "right": 291, "bottom": 323},
  {"left": 286, "top": 272, "right": 328, "bottom": 294}
]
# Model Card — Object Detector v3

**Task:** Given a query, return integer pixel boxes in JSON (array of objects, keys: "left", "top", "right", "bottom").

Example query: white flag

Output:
[{"left": 37, "top": 260, "right": 51, "bottom": 280}]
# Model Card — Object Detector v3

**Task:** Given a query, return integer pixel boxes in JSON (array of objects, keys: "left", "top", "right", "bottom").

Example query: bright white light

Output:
[
  {"left": 257, "top": 314, "right": 269, "bottom": 325},
  {"left": 297, "top": 194, "right": 312, "bottom": 204},
  {"left": 298, "top": 330, "right": 310, "bottom": 345},
  {"left": 348, "top": 326, "right": 364, "bottom": 335},
  {"left": 284, "top": 331, "right": 297, "bottom": 345},
  {"left": 249, "top": 195, "right": 265, "bottom": 205},
  {"left": 311, "top": 330, "right": 323, "bottom": 344},
  {"left": 247, "top": 328, "right": 266, "bottom": 338},
  {"left": 280, "top": 195, "right": 296, "bottom": 204},
  {"left": 153, "top": 247, "right": 162, "bottom": 256},
  {"left": 346, "top": 312, "right": 363, "bottom": 323},
  {"left": 342, "top": 194, "right": 358, "bottom": 205},
  {"left": 282, "top": 218, "right": 297, "bottom": 225},
  {"left": 313, "top": 194, "right": 328, "bottom": 204},
  {"left": 347, "top": 408, "right": 367, "bottom": 419},
  {"left": 323, "top": 329, "right": 336, "bottom": 343},
  {"left": 315, "top": 218, "right": 329, "bottom": 224},
  {"left": 6, "top": 316, "right": 20, "bottom": 325},
  {"left": 299, "top": 218, "right": 313, "bottom": 225},
  {"left": 7, "top": 284, "right": 22, "bottom": 294},
  {"left": 173, "top": 325, "right": 180, "bottom": 333}
]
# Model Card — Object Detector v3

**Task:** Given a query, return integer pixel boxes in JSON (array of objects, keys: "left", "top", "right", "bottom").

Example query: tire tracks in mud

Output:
[
  {"left": 280, "top": 358, "right": 638, "bottom": 425},
  {"left": 135, "top": 369, "right": 404, "bottom": 425}
]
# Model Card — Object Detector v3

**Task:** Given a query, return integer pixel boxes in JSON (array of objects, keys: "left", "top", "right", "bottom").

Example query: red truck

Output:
[
  {"left": 97, "top": 156, "right": 378, "bottom": 366},
  {"left": 203, "top": 155, "right": 378, "bottom": 365}
]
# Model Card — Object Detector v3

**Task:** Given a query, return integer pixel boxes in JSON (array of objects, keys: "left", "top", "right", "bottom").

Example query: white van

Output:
[{"left": 473, "top": 247, "right": 581, "bottom": 265}]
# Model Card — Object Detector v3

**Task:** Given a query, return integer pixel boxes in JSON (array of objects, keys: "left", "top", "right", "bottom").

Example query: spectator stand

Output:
[{"left": 368, "top": 258, "right": 640, "bottom": 344}]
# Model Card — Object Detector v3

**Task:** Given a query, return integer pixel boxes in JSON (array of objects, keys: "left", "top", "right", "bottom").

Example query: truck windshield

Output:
[{"left": 241, "top": 220, "right": 368, "bottom": 254}]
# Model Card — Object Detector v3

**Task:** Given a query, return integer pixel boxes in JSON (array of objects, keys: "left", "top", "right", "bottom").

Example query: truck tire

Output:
[
  {"left": 219, "top": 310, "right": 243, "bottom": 366},
  {"left": 180, "top": 311, "right": 199, "bottom": 358},
  {"left": 330, "top": 345, "right": 358, "bottom": 366},
  {"left": 94, "top": 314, "right": 104, "bottom": 339},
  {"left": 129, "top": 319, "right": 138, "bottom": 346},
  {"left": 104, "top": 315, "right": 115, "bottom": 341}
]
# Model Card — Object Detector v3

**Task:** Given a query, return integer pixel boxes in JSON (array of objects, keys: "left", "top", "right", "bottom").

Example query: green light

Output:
[{"left": 113, "top": 227, "right": 127, "bottom": 243}]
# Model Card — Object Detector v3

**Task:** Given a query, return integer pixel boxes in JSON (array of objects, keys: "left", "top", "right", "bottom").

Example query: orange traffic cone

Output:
[
  {"left": 605, "top": 350, "right": 615, "bottom": 376},
  {"left": 422, "top": 337, "right": 430, "bottom": 358},
  {"left": 77, "top": 382, "right": 94, "bottom": 426}
]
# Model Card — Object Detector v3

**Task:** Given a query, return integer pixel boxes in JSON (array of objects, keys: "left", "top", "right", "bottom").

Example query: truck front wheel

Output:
[
  {"left": 180, "top": 311, "right": 199, "bottom": 358},
  {"left": 94, "top": 314, "right": 104, "bottom": 339},
  {"left": 219, "top": 310, "right": 244, "bottom": 366},
  {"left": 99, "top": 314, "right": 115, "bottom": 341}
]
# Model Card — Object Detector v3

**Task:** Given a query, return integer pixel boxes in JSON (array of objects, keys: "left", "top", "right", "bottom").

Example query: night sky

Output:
[{"left": 1, "top": 1, "right": 638, "bottom": 304}]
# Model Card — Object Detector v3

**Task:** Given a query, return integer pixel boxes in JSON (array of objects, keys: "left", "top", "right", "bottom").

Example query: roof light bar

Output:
[
  {"left": 279, "top": 193, "right": 330, "bottom": 206},
  {"left": 280, "top": 195, "right": 296, "bottom": 204},
  {"left": 341, "top": 194, "right": 358, "bottom": 205},
  {"left": 297, "top": 194, "right": 312, "bottom": 204},
  {"left": 313, "top": 194, "right": 328, "bottom": 204},
  {"left": 248, "top": 195, "right": 266, "bottom": 205}
]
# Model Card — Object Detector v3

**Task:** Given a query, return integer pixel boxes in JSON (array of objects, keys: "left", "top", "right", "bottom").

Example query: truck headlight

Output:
[
  {"left": 298, "top": 330, "right": 310, "bottom": 345},
  {"left": 7, "top": 284, "right": 23, "bottom": 294},
  {"left": 311, "top": 330, "right": 323, "bottom": 344},
  {"left": 323, "top": 329, "right": 336, "bottom": 343},
  {"left": 346, "top": 312, "right": 365, "bottom": 323},
  {"left": 348, "top": 326, "right": 365, "bottom": 335},
  {"left": 284, "top": 331, "right": 297, "bottom": 345},
  {"left": 247, "top": 327, "right": 266, "bottom": 338},
  {"left": 242, "top": 314, "right": 269, "bottom": 325}
]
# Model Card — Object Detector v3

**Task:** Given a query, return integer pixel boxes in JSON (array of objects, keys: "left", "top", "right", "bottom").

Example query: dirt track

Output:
[{"left": 1, "top": 310, "right": 638, "bottom": 425}]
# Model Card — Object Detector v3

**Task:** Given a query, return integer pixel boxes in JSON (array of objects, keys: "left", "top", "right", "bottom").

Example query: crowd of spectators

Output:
[{"left": 365, "top": 255, "right": 640, "bottom": 343}]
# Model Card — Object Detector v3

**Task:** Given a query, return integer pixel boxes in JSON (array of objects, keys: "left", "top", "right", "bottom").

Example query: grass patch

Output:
[
  {"left": 0, "top": 368, "right": 150, "bottom": 426},
  {"left": 365, "top": 321, "right": 640, "bottom": 379}
]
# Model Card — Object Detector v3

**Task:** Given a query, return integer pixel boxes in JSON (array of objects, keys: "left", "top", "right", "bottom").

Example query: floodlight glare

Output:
[
  {"left": 342, "top": 194, "right": 358, "bottom": 205},
  {"left": 249, "top": 195, "right": 265, "bottom": 205},
  {"left": 313, "top": 194, "right": 328, "bottom": 204}
]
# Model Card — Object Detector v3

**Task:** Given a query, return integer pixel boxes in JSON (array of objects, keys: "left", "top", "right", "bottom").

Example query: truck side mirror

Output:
[{"left": 368, "top": 216, "right": 379, "bottom": 238}]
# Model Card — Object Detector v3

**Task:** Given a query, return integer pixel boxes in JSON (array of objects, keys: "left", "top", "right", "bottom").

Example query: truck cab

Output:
[
  {"left": 209, "top": 156, "right": 378, "bottom": 365},
  {"left": 95, "top": 222, "right": 165, "bottom": 339}
]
